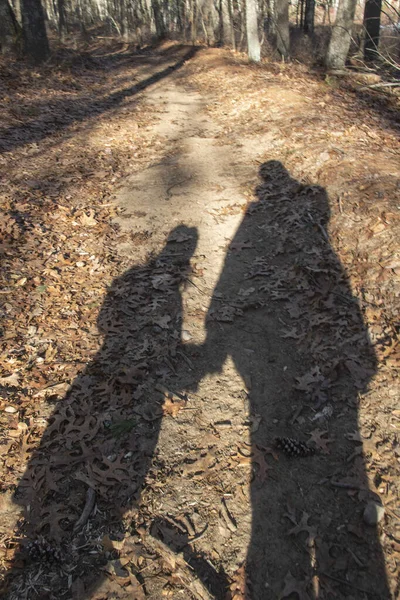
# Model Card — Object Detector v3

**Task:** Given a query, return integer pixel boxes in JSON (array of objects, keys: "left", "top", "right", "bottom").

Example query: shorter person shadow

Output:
[{"left": 7, "top": 226, "right": 206, "bottom": 598}]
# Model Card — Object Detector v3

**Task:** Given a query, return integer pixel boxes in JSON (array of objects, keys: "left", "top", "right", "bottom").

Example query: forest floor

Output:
[{"left": 0, "top": 41, "right": 399, "bottom": 600}]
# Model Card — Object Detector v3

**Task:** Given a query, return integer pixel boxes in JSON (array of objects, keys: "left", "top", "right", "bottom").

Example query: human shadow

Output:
[
  {"left": 5, "top": 225, "right": 199, "bottom": 598},
  {"left": 200, "top": 161, "right": 390, "bottom": 598}
]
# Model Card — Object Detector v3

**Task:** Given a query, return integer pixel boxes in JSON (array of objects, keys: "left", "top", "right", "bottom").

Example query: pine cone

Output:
[
  {"left": 274, "top": 437, "right": 315, "bottom": 457},
  {"left": 26, "top": 538, "right": 61, "bottom": 563}
]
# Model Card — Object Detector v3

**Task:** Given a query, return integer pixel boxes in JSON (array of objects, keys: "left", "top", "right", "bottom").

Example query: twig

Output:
[
  {"left": 317, "top": 223, "right": 330, "bottom": 243},
  {"left": 143, "top": 534, "right": 213, "bottom": 600},
  {"left": 329, "top": 480, "right": 364, "bottom": 490},
  {"left": 73, "top": 487, "right": 96, "bottom": 532},
  {"left": 165, "top": 177, "right": 193, "bottom": 200},
  {"left": 320, "top": 571, "right": 381, "bottom": 596},
  {"left": 220, "top": 497, "right": 237, "bottom": 532},
  {"left": 187, "top": 523, "right": 209, "bottom": 544},
  {"left": 177, "top": 350, "right": 194, "bottom": 369}
]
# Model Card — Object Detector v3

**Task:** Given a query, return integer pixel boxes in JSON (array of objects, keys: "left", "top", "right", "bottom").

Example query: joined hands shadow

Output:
[{"left": 5, "top": 162, "right": 390, "bottom": 600}]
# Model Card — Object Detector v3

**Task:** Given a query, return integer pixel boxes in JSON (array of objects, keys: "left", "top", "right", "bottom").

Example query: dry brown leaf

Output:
[
  {"left": 226, "top": 564, "right": 249, "bottom": 600},
  {"left": 307, "top": 429, "right": 333, "bottom": 454},
  {"left": 163, "top": 397, "right": 186, "bottom": 417},
  {"left": 78, "top": 209, "right": 98, "bottom": 227}
]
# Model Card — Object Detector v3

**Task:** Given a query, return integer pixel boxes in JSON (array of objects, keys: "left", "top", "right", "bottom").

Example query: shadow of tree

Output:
[{"left": 0, "top": 45, "right": 199, "bottom": 153}]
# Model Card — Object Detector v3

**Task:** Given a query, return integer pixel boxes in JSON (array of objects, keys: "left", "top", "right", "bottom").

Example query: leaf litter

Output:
[{"left": 0, "top": 41, "right": 399, "bottom": 600}]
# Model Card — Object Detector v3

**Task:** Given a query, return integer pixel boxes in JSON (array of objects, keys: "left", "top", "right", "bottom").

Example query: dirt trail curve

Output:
[{"left": 3, "top": 44, "right": 398, "bottom": 600}]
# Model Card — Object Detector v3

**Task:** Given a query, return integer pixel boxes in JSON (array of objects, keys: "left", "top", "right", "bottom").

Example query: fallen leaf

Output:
[
  {"left": 280, "top": 571, "right": 311, "bottom": 600},
  {"left": 0, "top": 372, "right": 20, "bottom": 387},
  {"left": 163, "top": 397, "right": 186, "bottom": 417},
  {"left": 307, "top": 429, "right": 333, "bottom": 454},
  {"left": 226, "top": 564, "right": 249, "bottom": 600}
]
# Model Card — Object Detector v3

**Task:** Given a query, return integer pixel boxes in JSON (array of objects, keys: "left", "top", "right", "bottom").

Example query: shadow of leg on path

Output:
[
  {"left": 5, "top": 226, "right": 200, "bottom": 599},
  {"left": 202, "top": 161, "right": 390, "bottom": 599}
]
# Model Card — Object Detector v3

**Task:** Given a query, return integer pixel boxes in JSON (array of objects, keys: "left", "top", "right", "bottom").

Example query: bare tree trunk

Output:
[
  {"left": 0, "top": 0, "right": 21, "bottom": 53},
  {"left": 325, "top": 0, "right": 356, "bottom": 69},
  {"left": 275, "top": 0, "right": 289, "bottom": 58},
  {"left": 200, "top": 0, "right": 217, "bottom": 45},
  {"left": 190, "top": 0, "right": 196, "bottom": 43},
  {"left": 20, "top": 0, "right": 50, "bottom": 62},
  {"left": 220, "top": 0, "right": 234, "bottom": 46},
  {"left": 246, "top": 0, "right": 260, "bottom": 60},
  {"left": 304, "top": 0, "right": 315, "bottom": 33},
  {"left": 152, "top": 0, "right": 165, "bottom": 37},
  {"left": 299, "top": 0, "right": 304, "bottom": 28},
  {"left": 57, "top": 0, "right": 67, "bottom": 41},
  {"left": 266, "top": 0, "right": 275, "bottom": 35},
  {"left": 363, "top": 0, "right": 382, "bottom": 61}
]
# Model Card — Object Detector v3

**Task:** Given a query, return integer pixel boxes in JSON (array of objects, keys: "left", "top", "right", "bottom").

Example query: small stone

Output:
[
  {"left": 5, "top": 406, "right": 17, "bottom": 413},
  {"left": 182, "top": 330, "right": 192, "bottom": 341},
  {"left": 363, "top": 501, "right": 385, "bottom": 526}
]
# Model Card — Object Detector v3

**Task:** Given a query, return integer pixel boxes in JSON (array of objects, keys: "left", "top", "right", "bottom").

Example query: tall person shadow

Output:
[
  {"left": 6, "top": 226, "right": 200, "bottom": 599},
  {"left": 199, "top": 161, "right": 390, "bottom": 599}
]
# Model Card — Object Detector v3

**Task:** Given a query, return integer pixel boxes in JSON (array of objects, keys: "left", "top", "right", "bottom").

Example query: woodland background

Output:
[{"left": 1, "top": 0, "right": 400, "bottom": 73}]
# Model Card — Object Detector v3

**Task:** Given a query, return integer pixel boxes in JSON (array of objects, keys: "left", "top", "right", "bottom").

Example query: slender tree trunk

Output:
[
  {"left": 191, "top": 0, "right": 197, "bottom": 43},
  {"left": 363, "top": 0, "right": 382, "bottom": 61},
  {"left": 321, "top": 2, "right": 326, "bottom": 25},
  {"left": 14, "top": 0, "right": 22, "bottom": 23},
  {"left": 220, "top": 0, "right": 234, "bottom": 46},
  {"left": 20, "top": 0, "right": 50, "bottom": 62},
  {"left": 304, "top": 0, "right": 315, "bottom": 33},
  {"left": 299, "top": 0, "right": 305, "bottom": 28},
  {"left": 199, "top": 0, "right": 215, "bottom": 45},
  {"left": 325, "top": 0, "right": 356, "bottom": 69},
  {"left": 57, "top": 0, "right": 67, "bottom": 41},
  {"left": 275, "top": 0, "right": 289, "bottom": 58},
  {"left": 246, "top": 0, "right": 260, "bottom": 60},
  {"left": 0, "top": 0, "right": 21, "bottom": 53},
  {"left": 152, "top": 0, "right": 165, "bottom": 37},
  {"left": 266, "top": 0, "right": 275, "bottom": 35}
]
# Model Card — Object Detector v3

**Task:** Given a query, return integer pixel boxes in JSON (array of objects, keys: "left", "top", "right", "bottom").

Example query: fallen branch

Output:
[
  {"left": 73, "top": 487, "right": 96, "bottom": 532},
  {"left": 359, "top": 81, "right": 400, "bottom": 91},
  {"left": 329, "top": 480, "right": 364, "bottom": 490},
  {"left": 320, "top": 571, "right": 381, "bottom": 596},
  {"left": 143, "top": 534, "right": 213, "bottom": 600}
]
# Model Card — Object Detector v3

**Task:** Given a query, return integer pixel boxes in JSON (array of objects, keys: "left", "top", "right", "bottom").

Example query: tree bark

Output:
[
  {"left": 152, "top": 0, "right": 165, "bottom": 38},
  {"left": 304, "top": 0, "right": 315, "bottom": 34},
  {"left": 325, "top": 0, "right": 357, "bottom": 69},
  {"left": 57, "top": 0, "right": 67, "bottom": 41},
  {"left": 363, "top": 0, "right": 382, "bottom": 61},
  {"left": 275, "top": 0, "right": 290, "bottom": 58},
  {"left": 0, "top": 0, "right": 21, "bottom": 54},
  {"left": 246, "top": 0, "right": 261, "bottom": 61},
  {"left": 190, "top": 0, "right": 197, "bottom": 44},
  {"left": 265, "top": 0, "right": 275, "bottom": 35},
  {"left": 20, "top": 0, "right": 50, "bottom": 62},
  {"left": 220, "top": 0, "right": 234, "bottom": 46}
]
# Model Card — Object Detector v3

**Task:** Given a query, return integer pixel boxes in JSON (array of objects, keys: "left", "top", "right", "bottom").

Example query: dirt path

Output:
[
  {"left": 2, "top": 44, "right": 398, "bottom": 600},
  {"left": 107, "top": 48, "right": 397, "bottom": 599}
]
